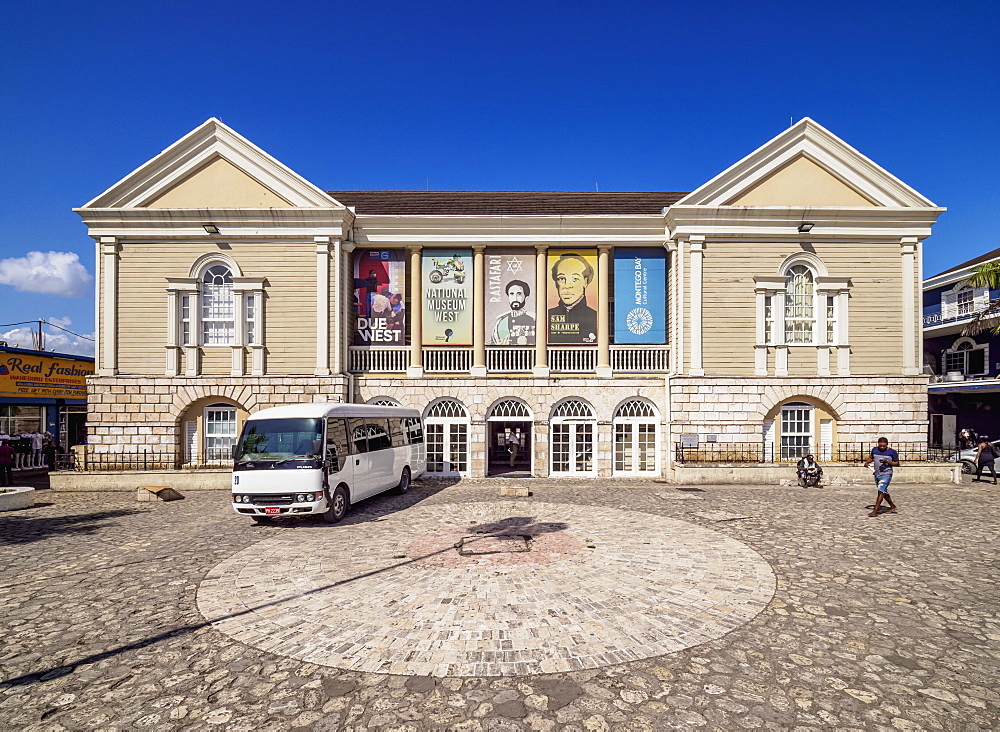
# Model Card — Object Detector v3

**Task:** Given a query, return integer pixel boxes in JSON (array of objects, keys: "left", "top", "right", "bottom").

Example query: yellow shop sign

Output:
[{"left": 0, "top": 350, "right": 94, "bottom": 399}]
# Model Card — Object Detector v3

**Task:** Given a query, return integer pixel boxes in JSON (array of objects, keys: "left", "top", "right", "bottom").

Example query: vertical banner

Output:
[
  {"left": 614, "top": 248, "right": 666, "bottom": 344},
  {"left": 353, "top": 249, "right": 406, "bottom": 346},
  {"left": 485, "top": 249, "right": 537, "bottom": 345},
  {"left": 546, "top": 249, "right": 599, "bottom": 344},
  {"left": 422, "top": 250, "right": 473, "bottom": 345}
]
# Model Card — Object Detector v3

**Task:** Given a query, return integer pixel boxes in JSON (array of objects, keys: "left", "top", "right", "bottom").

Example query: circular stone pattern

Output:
[{"left": 197, "top": 502, "right": 775, "bottom": 677}]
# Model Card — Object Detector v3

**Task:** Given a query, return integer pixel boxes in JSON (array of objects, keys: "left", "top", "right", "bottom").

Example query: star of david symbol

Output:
[{"left": 506, "top": 258, "right": 523, "bottom": 274}]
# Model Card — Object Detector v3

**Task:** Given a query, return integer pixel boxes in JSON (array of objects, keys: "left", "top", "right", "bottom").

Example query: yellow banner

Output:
[{"left": 0, "top": 349, "right": 93, "bottom": 399}]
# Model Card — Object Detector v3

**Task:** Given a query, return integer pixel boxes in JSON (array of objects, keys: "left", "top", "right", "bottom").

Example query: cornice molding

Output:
[
  {"left": 675, "top": 118, "right": 940, "bottom": 209},
  {"left": 80, "top": 118, "right": 344, "bottom": 210}
]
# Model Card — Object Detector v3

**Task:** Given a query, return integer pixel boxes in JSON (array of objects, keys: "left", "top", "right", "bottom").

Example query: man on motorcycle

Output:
[{"left": 796, "top": 454, "right": 823, "bottom": 486}]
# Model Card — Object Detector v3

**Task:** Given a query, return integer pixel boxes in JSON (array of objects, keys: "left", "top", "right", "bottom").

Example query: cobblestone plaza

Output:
[{"left": 1, "top": 479, "right": 997, "bottom": 729}]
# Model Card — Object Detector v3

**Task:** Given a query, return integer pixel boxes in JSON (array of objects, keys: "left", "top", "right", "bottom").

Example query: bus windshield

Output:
[{"left": 234, "top": 418, "right": 324, "bottom": 463}]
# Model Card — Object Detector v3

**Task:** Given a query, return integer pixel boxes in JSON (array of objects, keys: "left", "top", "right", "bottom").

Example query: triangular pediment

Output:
[
  {"left": 676, "top": 118, "right": 937, "bottom": 208},
  {"left": 82, "top": 118, "right": 342, "bottom": 209}
]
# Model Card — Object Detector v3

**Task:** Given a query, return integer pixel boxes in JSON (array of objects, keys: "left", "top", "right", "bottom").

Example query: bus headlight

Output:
[
  {"left": 295, "top": 493, "right": 306, "bottom": 503},
  {"left": 242, "top": 495, "right": 252, "bottom": 503}
]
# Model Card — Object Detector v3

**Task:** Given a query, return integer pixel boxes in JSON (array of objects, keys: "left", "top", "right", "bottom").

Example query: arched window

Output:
[
  {"left": 488, "top": 400, "right": 532, "bottom": 419},
  {"left": 368, "top": 397, "right": 401, "bottom": 407},
  {"left": 201, "top": 264, "right": 235, "bottom": 345},
  {"left": 784, "top": 265, "right": 815, "bottom": 343},
  {"left": 613, "top": 399, "right": 659, "bottom": 475},
  {"left": 424, "top": 399, "right": 469, "bottom": 476},
  {"left": 550, "top": 399, "right": 596, "bottom": 475},
  {"left": 943, "top": 337, "right": 988, "bottom": 377}
]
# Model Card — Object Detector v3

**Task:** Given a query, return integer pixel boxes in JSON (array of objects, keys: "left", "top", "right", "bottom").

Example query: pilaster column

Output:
[
  {"left": 596, "top": 244, "right": 612, "bottom": 377},
  {"left": 314, "top": 237, "right": 332, "bottom": 376},
  {"left": 533, "top": 244, "right": 549, "bottom": 377},
  {"left": 231, "top": 289, "right": 245, "bottom": 376},
  {"left": 815, "top": 287, "right": 830, "bottom": 377},
  {"left": 165, "top": 289, "right": 180, "bottom": 376},
  {"left": 688, "top": 236, "right": 705, "bottom": 376},
  {"left": 673, "top": 238, "right": 685, "bottom": 374},
  {"left": 901, "top": 237, "right": 919, "bottom": 375},
  {"left": 753, "top": 287, "right": 768, "bottom": 377},
  {"left": 99, "top": 237, "right": 118, "bottom": 376},
  {"left": 665, "top": 240, "right": 677, "bottom": 373},
  {"left": 333, "top": 239, "right": 347, "bottom": 375},
  {"left": 837, "top": 290, "right": 851, "bottom": 376},
  {"left": 407, "top": 245, "right": 424, "bottom": 377},
  {"left": 471, "top": 245, "right": 487, "bottom": 376},
  {"left": 185, "top": 289, "right": 201, "bottom": 377},
  {"left": 774, "top": 290, "right": 788, "bottom": 377}
]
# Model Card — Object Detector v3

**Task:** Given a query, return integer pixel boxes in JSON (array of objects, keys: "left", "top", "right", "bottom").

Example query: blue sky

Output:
[{"left": 1, "top": 0, "right": 997, "bottom": 355}]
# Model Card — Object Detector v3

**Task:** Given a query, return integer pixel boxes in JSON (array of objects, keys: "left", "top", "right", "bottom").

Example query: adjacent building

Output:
[
  {"left": 923, "top": 247, "right": 1000, "bottom": 448},
  {"left": 73, "top": 117, "right": 943, "bottom": 478}
]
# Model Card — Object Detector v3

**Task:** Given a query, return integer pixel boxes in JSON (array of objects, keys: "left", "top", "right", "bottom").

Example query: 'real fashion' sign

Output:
[
  {"left": 422, "top": 250, "right": 473, "bottom": 345},
  {"left": 353, "top": 250, "right": 406, "bottom": 346},
  {"left": 485, "top": 249, "right": 536, "bottom": 346},
  {"left": 614, "top": 248, "right": 666, "bottom": 344},
  {"left": 0, "top": 348, "right": 94, "bottom": 399}
]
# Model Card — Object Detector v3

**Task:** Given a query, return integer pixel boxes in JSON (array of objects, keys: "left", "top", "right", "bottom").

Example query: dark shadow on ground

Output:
[
  {"left": 0, "top": 509, "right": 566, "bottom": 687},
  {"left": 0, "top": 509, "right": 140, "bottom": 546}
]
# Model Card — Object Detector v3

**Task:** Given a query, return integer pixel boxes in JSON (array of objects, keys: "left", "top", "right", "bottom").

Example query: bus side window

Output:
[
  {"left": 404, "top": 417, "right": 424, "bottom": 444},
  {"left": 326, "top": 418, "right": 349, "bottom": 470},
  {"left": 348, "top": 418, "right": 370, "bottom": 454},
  {"left": 368, "top": 420, "right": 392, "bottom": 452},
  {"left": 390, "top": 418, "right": 406, "bottom": 448}
]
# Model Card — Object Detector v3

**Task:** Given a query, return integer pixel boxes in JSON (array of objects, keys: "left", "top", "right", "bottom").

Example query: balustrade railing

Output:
[
  {"left": 423, "top": 347, "right": 473, "bottom": 373},
  {"left": 549, "top": 347, "right": 597, "bottom": 373},
  {"left": 349, "top": 346, "right": 408, "bottom": 373},
  {"left": 611, "top": 345, "right": 670, "bottom": 372},
  {"left": 486, "top": 347, "right": 533, "bottom": 372}
]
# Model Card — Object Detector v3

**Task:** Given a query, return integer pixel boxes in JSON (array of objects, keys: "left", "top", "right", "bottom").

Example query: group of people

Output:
[
  {"left": 0, "top": 431, "right": 61, "bottom": 486},
  {"left": 958, "top": 427, "right": 998, "bottom": 484}
]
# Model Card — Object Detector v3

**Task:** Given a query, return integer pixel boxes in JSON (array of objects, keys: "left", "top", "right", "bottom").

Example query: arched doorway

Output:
[
  {"left": 486, "top": 399, "right": 533, "bottom": 476},
  {"left": 613, "top": 399, "right": 659, "bottom": 476},
  {"left": 550, "top": 398, "right": 597, "bottom": 476},
  {"left": 423, "top": 399, "right": 469, "bottom": 476}
]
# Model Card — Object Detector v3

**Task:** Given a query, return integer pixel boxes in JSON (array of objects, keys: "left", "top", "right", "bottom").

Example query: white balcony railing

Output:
[
  {"left": 486, "top": 347, "right": 533, "bottom": 372},
  {"left": 611, "top": 345, "right": 670, "bottom": 372},
  {"left": 423, "top": 347, "right": 473, "bottom": 373},
  {"left": 348, "top": 345, "right": 671, "bottom": 374},
  {"left": 349, "top": 346, "right": 408, "bottom": 373}
]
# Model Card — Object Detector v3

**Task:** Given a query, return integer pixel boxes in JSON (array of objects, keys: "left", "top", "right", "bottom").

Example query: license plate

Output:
[{"left": 264, "top": 507, "right": 280, "bottom": 515}]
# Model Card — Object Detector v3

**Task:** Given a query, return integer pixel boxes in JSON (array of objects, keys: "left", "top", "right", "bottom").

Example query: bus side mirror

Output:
[{"left": 231, "top": 445, "right": 238, "bottom": 460}]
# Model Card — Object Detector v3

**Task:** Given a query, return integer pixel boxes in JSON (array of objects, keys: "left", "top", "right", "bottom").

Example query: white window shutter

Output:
[
  {"left": 942, "top": 293, "right": 957, "bottom": 320},
  {"left": 762, "top": 419, "right": 775, "bottom": 460},
  {"left": 819, "top": 419, "right": 833, "bottom": 461},
  {"left": 974, "top": 286, "right": 989, "bottom": 310}
]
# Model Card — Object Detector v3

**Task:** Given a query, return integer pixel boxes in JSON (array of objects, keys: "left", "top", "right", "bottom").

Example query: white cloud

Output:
[
  {"left": 0, "top": 251, "right": 93, "bottom": 298},
  {"left": 1, "top": 317, "right": 95, "bottom": 357}
]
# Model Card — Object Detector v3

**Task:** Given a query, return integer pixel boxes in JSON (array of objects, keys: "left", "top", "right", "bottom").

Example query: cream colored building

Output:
[{"left": 74, "top": 118, "right": 943, "bottom": 479}]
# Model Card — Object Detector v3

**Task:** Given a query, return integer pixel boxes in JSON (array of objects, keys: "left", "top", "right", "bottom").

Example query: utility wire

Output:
[{"left": 0, "top": 320, "right": 95, "bottom": 341}]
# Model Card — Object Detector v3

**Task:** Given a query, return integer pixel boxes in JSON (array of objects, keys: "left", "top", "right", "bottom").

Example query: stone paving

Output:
[{"left": 0, "top": 477, "right": 997, "bottom": 730}]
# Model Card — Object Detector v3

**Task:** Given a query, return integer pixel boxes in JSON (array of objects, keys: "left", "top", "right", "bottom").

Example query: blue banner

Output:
[{"left": 614, "top": 248, "right": 666, "bottom": 344}]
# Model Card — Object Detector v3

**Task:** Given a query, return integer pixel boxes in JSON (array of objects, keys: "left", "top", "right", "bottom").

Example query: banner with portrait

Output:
[
  {"left": 485, "top": 249, "right": 536, "bottom": 346},
  {"left": 546, "top": 249, "right": 599, "bottom": 345},
  {"left": 353, "top": 249, "right": 406, "bottom": 346},
  {"left": 421, "top": 250, "right": 473, "bottom": 345},
  {"left": 613, "top": 248, "right": 666, "bottom": 344}
]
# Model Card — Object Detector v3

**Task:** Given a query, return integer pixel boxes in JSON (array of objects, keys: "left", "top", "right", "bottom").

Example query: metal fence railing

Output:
[
  {"left": 60, "top": 448, "right": 233, "bottom": 472},
  {"left": 674, "top": 442, "right": 953, "bottom": 465}
]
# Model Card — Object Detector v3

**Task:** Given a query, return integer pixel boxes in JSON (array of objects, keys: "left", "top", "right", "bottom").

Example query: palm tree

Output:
[{"left": 961, "top": 261, "right": 1000, "bottom": 336}]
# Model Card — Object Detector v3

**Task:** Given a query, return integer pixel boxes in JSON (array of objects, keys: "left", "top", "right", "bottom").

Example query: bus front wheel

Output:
[{"left": 322, "top": 485, "right": 349, "bottom": 523}]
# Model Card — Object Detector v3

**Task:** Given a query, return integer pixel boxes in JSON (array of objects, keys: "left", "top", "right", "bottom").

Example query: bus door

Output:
[{"left": 325, "top": 418, "right": 353, "bottom": 490}]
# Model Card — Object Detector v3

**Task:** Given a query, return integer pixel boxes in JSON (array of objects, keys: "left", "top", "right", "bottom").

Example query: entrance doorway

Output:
[{"left": 488, "top": 421, "right": 532, "bottom": 476}]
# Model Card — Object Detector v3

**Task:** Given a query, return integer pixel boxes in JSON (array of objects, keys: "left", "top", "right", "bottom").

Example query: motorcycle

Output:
[{"left": 428, "top": 257, "right": 466, "bottom": 284}]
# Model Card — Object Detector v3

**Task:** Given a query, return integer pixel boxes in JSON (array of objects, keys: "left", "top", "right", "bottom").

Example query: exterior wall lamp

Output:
[
  {"left": 798, "top": 222, "right": 814, "bottom": 233},
  {"left": 203, "top": 224, "right": 220, "bottom": 234}
]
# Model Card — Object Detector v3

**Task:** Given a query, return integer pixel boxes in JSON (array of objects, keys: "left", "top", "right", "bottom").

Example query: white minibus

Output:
[{"left": 231, "top": 403, "right": 425, "bottom": 524}]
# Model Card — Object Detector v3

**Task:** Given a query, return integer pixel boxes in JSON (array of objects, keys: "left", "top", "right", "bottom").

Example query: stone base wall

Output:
[
  {"left": 81, "top": 373, "right": 930, "bottom": 479},
  {"left": 85, "top": 375, "right": 349, "bottom": 453},
  {"left": 669, "top": 375, "right": 928, "bottom": 444}
]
